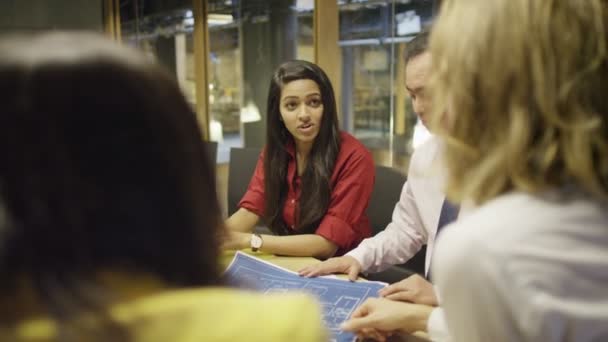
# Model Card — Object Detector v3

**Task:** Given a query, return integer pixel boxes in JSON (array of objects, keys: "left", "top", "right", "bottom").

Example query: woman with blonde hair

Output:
[
  {"left": 340, "top": 0, "right": 608, "bottom": 340},
  {"left": 432, "top": 1, "right": 608, "bottom": 340}
]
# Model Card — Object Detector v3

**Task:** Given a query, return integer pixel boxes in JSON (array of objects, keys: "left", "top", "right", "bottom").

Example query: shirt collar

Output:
[{"left": 285, "top": 138, "right": 296, "bottom": 159}]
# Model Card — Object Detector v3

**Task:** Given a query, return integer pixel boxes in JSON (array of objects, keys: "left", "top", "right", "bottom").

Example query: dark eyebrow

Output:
[
  {"left": 281, "top": 96, "right": 299, "bottom": 101},
  {"left": 281, "top": 93, "right": 321, "bottom": 101}
]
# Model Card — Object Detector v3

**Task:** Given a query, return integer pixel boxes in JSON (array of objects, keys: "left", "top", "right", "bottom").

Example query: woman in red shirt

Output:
[{"left": 224, "top": 60, "right": 375, "bottom": 259}]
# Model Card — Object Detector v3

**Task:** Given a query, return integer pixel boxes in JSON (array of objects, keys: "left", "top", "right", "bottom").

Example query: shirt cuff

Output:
[
  {"left": 345, "top": 245, "right": 373, "bottom": 273},
  {"left": 434, "top": 285, "right": 442, "bottom": 304},
  {"left": 427, "top": 307, "right": 451, "bottom": 342},
  {"left": 238, "top": 195, "right": 265, "bottom": 217},
  {"left": 315, "top": 215, "right": 360, "bottom": 256}
]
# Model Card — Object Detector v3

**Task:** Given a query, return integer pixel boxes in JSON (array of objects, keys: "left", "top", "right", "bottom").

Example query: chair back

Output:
[
  {"left": 366, "top": 165, "right": 426, "bottom": 277},
  {"left": 367, "top": 166, "right": 407, "bottom": 235},
  {"left": 228, "top": 147, "right": 261, "bottom": 216}
]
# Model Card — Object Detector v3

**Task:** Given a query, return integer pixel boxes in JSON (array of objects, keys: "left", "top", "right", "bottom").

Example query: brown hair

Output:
[
  {"left": 0, "top": 32, "right": 223, "bottom": 340},
  {"left": 264, "top": 60, "right": 341, "bottom": 235},
  {"left": 405, "top": 28, "right": 431, "bottom": 64}
]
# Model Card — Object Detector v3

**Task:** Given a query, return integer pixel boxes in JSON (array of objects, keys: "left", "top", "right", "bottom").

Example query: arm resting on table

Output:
[
  {"left": 259, "top": 234, "right": 338, "bottom": 259},
  {"left": 225, "top": 208, "right": 259, "bottom": 233}
]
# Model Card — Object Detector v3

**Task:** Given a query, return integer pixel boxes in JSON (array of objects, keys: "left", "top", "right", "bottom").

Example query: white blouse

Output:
[{"left": 433, "top": 188, "right": 608, "bottom": 341}]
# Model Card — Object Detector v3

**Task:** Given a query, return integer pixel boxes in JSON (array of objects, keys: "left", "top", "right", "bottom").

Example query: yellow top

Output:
[{"left": 0, "top": 275, "right": 327, "bottom": 342}]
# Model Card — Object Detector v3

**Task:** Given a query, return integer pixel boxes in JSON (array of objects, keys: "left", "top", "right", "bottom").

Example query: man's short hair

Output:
[{"left": 405, "top": 29, "right": 430, "bottom": 64}]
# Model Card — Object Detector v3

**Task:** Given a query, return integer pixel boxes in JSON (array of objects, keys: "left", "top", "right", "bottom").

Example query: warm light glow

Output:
[
  {"left": 210, "top": 119, "right": 224, "bottom": 143},
  {"left": 208, "top": 14, "right": 233, "bottom": 26},
  {"left": 240, "top": 101, "right": 262, "bottom": 123}
]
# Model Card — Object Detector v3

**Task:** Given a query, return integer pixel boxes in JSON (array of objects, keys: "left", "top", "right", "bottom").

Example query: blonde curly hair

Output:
[{"left": 430, "top": 0, "right": 608, "bottom": 205}]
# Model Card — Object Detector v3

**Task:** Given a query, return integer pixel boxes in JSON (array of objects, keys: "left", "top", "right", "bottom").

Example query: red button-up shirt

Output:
[{"left": 239, "top": 132, "right": 375, "bottom": 256}]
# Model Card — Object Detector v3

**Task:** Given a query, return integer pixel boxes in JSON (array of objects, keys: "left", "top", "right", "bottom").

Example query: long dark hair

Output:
[
  {"left": 264, "top": 60, "right": 341, "bottom": 235},
  {"left": 0, "top": 33, "right": 222, "bottom": 340}
]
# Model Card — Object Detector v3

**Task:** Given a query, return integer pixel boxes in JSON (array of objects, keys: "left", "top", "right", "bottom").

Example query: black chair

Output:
[
  {"left": 367, "top": 166, "right": 407, "bottom": 236},
  {"left": 227, "top": 147, "right": 261, "bottom": 216},
  {"left": 364, "top": 165, "right": 427, "bottom": 284}
]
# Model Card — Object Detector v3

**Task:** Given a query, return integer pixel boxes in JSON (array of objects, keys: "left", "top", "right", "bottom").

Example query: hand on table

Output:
[
  {"left": 298, "top": 255, "right": 362, "bottom": 281},
  {"left": 354, "top": 327, "right": 392, "bottom": 342},
  {"left": 379, "top": 274, "right": 438, "bottom": 306},
  {"left": 221, "top": 230, "right": 250, "bottom": 250},
  {"left": 340, "top": 297, "right": 433, "bottom": 339}
]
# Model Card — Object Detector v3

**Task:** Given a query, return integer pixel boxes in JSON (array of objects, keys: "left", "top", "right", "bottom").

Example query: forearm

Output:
[
  {"left": 349, "top": 227, "right": 424, "bottom": 274},
  {"left": 261, "top": 234, "right": 338, "bottom": 259},
  {"left": 225, "top": 208, "right": 259, "bottom": 232},
  {"left": 352, "top": 182, "right": 426, "bottom": 273},
  {"left": 225, "top": 216, "right": 251, "bottom": 232}
]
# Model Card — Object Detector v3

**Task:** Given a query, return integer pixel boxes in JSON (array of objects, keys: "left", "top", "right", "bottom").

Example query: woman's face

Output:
[{"left": 279, "top": 79, "right": 324, "bottom": 149}]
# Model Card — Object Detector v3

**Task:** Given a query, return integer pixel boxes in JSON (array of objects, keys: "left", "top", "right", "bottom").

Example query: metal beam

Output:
[
  {"left": 192, "top": 0, "right": 210, "bottom": 140},
  {"left": 314, "top": 0, "right": 342, "bottom": 123}
]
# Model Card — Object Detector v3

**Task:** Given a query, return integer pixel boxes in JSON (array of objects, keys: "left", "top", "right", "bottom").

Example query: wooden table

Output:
[{"left": 221, "top": 249, "right": 324, "bottom": 273}]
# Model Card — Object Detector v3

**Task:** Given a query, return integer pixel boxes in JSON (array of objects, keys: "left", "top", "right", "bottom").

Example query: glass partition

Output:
[
  {"left": 207, "top": 0, "right": 240, "bottom": 163},
  {"left": 208, "top": 0, "right": 315, "bottom": 163},
  {"left": 339, "top": 0, "right": 435, "bottom": 172},
  {"left": 119, "top": 0, "right": 198, "bottom": 104},
  {"left": 120, "top": 0, "right": 314, "bottom": 164},
  {"left": 120, "top": 0, "right": 439, "bottom": 173}
]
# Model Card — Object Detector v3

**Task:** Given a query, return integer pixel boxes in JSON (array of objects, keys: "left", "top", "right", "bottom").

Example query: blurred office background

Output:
[{"left": 0, "top": 0, "right": 441, "bottom": 216}]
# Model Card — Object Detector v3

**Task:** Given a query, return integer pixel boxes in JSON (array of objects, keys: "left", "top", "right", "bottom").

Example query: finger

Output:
[
  {"left": 385, "top": 291, "right": 415, "bottom": 303},
  {"left": 299, "top": 265, "right": 333, "bottom": 277},
  {"left": 347, "top": 266, "right": 359, "bottom": 282},
  {"left": 359, "top": 328, "right": 387, "bottom": 342},
  {"left": 378, "top": 283, "right": 406, "bottom": 297},
  {"left": 341, "top": 316, "right": 376, "bottom": 332},
  {"left": 350, "top": 301, "right": 372, "bottom": 319},
  {"left": 299, "top": 264, "right": 328, "bottom": 275},
  {"left": 297, "top": 266, "right": 315, "bottom": 276}
]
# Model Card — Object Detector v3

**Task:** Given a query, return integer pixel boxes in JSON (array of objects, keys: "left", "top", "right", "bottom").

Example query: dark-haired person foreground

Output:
[
  {"left": 224, "top": 60, "right": 375, "bottom": 259},
  {"left": 0, "top": 33, "right": 326, "bottom": 342}
]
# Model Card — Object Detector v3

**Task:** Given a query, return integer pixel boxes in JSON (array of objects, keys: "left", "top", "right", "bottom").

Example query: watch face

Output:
[{"left": 251, "top": 234, "right": 263, "bottom": 248}]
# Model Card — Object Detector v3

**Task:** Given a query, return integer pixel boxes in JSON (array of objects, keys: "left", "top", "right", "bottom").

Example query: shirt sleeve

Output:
[
  {"left": 314, "top": 146, "right": 375, "bottom": 255},
  {"left": 238, "top": 151, "right": 266, "bottom": 217},
  {"left": 346, "top": 178, "right": 428, "bottom": 273},
  {"left": 432, "top": 225, "right": 525, "bottom": 342},
  {"left": 426, "top": 308, "right": 451, "bottom": 342}
]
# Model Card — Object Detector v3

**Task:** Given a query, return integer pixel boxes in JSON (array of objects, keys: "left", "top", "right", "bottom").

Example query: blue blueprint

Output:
[{"left": 224, "top": 251, "right": 386, "bottom": 342}]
